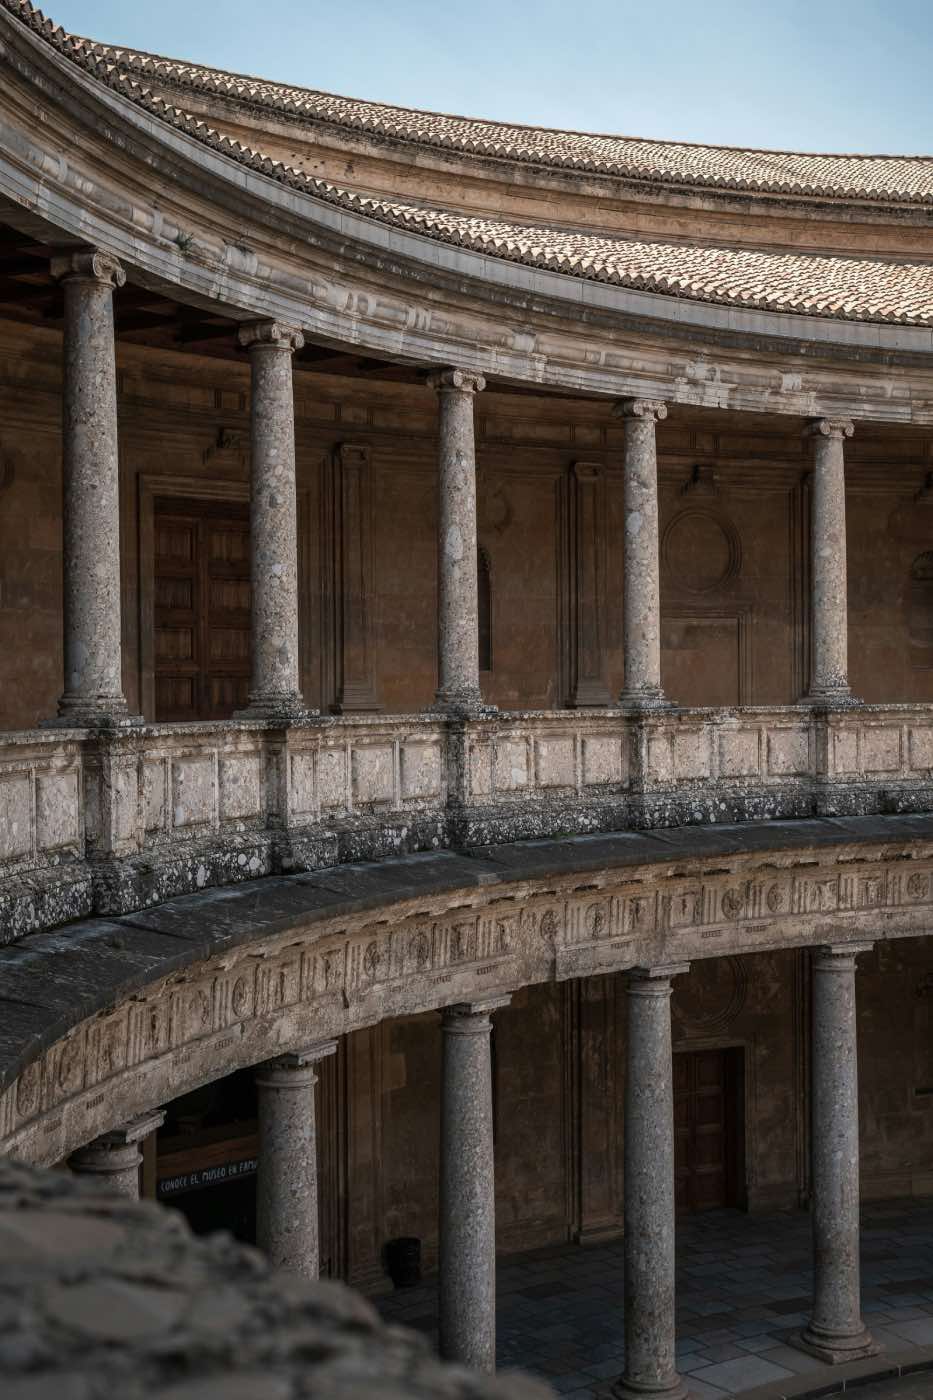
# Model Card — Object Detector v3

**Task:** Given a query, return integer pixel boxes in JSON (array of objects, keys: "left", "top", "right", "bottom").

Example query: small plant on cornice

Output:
[{"left": 172, "top": 230, "right": 196, "bottom": 255}]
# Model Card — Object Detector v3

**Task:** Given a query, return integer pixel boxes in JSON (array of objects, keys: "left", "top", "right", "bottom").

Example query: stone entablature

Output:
[
  {"left": 4, "top": 705, "right": 933, "bottom": 942},
  {"left": 2, "top": 814, "right": 932, "bottom": 1167}
]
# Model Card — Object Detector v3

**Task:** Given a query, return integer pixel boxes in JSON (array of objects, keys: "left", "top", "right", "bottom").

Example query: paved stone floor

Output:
[{"left": 377, "top": 1198, "right": 933, "bottom": 1399}]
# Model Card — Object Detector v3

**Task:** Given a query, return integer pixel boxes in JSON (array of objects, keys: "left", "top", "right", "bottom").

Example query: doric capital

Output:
[
  {"left": 50, "top": 248, "right": 126, "bottom": 289},
  {"left": 237, "top": 321, "right": 304, "bottom": 353},
  {"left": 814, "top": 941, "right": 873, "bottom": 968},
  {"left": 807, "top": 417, "right": 854, "bottom": 441},
  {"left": 442, "top": 996, "right": 511, "bottom": 1032},
  {"left": 259, "top": 1040, "right": 338, "bottom": 1074},
  {"left": 427, "top": 367, "right": 486, "bottom": 395},
  {"left": 615, "top": 397, "right": 668, "bottom": 423},
  {"left": 628, "top": 962, "right": 690, "bottom": 991}
]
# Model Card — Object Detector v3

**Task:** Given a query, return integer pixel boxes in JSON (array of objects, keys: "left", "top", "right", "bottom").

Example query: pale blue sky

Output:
[{"left": 43, "top": 0, "right": 932, "bottom": 153}]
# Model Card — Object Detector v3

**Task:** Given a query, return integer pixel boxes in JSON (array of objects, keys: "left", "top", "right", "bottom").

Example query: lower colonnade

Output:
[
  {"left": 3, "top": 817, "right": 927, "bottom": 1389},
  {"left": 59, "top": 943, "right": 877, "bottom": 1390}
]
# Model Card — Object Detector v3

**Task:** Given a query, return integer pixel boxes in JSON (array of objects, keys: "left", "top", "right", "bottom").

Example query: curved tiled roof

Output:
[
  {"left": 3, "top": 0, "right": 933, "bottom": 330},
  {"left": 70, "top": 39, "right": 933, "bottom": 207}
]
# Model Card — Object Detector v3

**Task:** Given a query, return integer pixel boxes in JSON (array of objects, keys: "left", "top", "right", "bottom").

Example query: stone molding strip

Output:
[{"left": 3, "top": 813, "right": 933, "bottom": 1165}]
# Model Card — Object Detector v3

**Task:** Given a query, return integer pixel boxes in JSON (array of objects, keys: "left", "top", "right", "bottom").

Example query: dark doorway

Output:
[
  {"left": 153, "top": 496, "right": 251, "bottom": 721},
  {"left": 673, "top": 1046, "right": 745, "bottom": 1212}
]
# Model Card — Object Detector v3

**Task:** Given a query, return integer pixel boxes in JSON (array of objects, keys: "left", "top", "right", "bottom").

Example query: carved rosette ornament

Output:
[
  {"left": 237, "top": 320, "right": 305, "bottom": 353},
  {"left": 50, "top": 248, "right": 126, "bottom": 289}
]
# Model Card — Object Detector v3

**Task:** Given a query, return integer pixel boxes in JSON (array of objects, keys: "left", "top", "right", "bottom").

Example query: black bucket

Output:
[{"left": 384, "top": 1235, "right": 421, "bottom": 1288}]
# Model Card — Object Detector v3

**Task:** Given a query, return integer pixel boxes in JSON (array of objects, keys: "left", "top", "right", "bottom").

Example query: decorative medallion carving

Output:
[
  {"left": 662, "top": 508, "right": 741, "bottom": 594},
  {"left": 672, "top": 955, "right": 749, "bottom": 1036}
]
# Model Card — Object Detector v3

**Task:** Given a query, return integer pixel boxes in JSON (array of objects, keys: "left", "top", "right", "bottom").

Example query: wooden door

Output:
[
  {"left": 673, "top": 1047, "right": 743, "bottom": 1212},
  {"left": 153, "top": 497, "right": 251, "bottom": 721}
]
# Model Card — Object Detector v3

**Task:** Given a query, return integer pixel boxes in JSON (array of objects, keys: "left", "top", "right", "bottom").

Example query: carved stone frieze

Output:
[{"left": 3, "top": 839, "right": 933, "bottom": 1167}]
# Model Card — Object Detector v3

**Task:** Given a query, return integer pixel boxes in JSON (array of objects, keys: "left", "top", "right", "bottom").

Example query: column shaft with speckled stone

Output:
[
  {"left": 806, "top": 418, "right": 855, "bottom": 704},
  {"left": 616, "top": 399, "right": 668, "bottom": 707},
  {"left": 237, "top": 321, "right": 308, "bottom": 720},
  {"left": 429, "top": 369, "right": 487, "bottom": 714},
  {"left": 439, "top": 997, "right": 509, "bottom": 1371},
  {"left": 49, "top": 249, "right": 136, "bottom": 727},
  {"left": 612, "top": 966, "right": 688, "bottom": 1400},
  {"left": 796, "top": 945, "right": 878, "bottom": 1364},
  {"left": 68, "top": 1110, "right": 165, "bottom": 1199},
  {"left": 255, "top": 1042, "right": 335, "bottom": 1276}
]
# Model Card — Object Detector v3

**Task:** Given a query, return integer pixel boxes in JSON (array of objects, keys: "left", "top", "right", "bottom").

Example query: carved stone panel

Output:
[{"left": 561, "top": 463, "right": 611, "bottom": 707}]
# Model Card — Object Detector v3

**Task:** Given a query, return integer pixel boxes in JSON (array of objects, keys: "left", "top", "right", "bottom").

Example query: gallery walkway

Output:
[{"left": 377, "top": 1198, "right": 933, "bottom": 1398}]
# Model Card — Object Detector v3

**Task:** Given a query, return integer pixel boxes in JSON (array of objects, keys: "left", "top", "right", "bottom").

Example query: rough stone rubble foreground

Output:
[{"left": 0, "top": 1158, "right": 552, "bottom": 1399}]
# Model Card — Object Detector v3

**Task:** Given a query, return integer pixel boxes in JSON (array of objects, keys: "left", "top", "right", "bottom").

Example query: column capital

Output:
[
  {"left": 629, "top": 962, "right": 690, "bottom": 986},
  {"left": 615, "top": 397, "right": 668, "bottom": 423},
  {"left": 813, "top": 941, "right": 873, "bottom": 967},
  {"left": 807, "top": 416, "right": 854, "bottom": 441},
  {"left": 256, "top": 1040, "right": 338, "bottom": 1082},
  {"left": 237, "top": 320, "right": 305, "bottom": 353},
  {"left": 442, "top": 996, "right": 511, "bottom": 1030},
  {"left": 428, "top": 366, "right": 486, "bottom": 394},
  {"left": 95, "top": 1109, "right": 166, "bottom": 1148},
  {"left": 50, "top": 247, "right": 126, "bottom": 289}
]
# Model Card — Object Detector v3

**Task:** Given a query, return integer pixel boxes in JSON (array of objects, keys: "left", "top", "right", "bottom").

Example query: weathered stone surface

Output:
[
  {"left": 429, "top": 369, "right": 487, "bottom": 715},
  {"left": 236, "top": 321, "right": 308, "bottom": 722},
  {"left": 616, "top": 399, "right": 668, "bottom": 709},
  {"left": 795, "top": 944, "right": 879, "bottom": 1364},
  {"left": 806, "top": 419, "right": 855, "bottom": 704},
  {"left": 0, "top": 1159, "right": 551, "bottom": 1398},
  {"left": 4, "top": 815, "right": 933, "bottom": 1167},
  {"left": 440, "top": 999, "right": 509, "bottom": 1372},
  {"left": 48, "top": 250, "right": 134, "bottom": 729}
]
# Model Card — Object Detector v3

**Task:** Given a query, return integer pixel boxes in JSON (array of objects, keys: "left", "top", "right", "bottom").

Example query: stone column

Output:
[
  {"left": 255, "top": 1041, "right": 336, "bottom": 1276},
  {"left": 615, "top": 398, "right": 668, "bottom": 708},
  {"left": 49, "top": 248, "right": 136, "bottom": 727},
  {"left": 797, "top": 944, "right": 878, "bottom": 1363},
  {"left": 439, "top": 996, "right": 509, "bottom": 1372},
  {"left": 428, "top": 368, "right": 487, "bottom": 714},
  {"left": 613, "top": 965, "right": 688, "bottom": 1400},
  {"left": 68, "top": 1110, "right": 164, "bottom": 1198},
  {"left": 806, "top": 418, "right": 854, "bottom": 704},
  {"left": 237, "top": 321, "right": 308, "bottom": 721}
]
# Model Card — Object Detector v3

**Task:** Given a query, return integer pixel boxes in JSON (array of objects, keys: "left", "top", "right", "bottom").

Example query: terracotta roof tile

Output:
[
  {"left": 68, "top": 36, "right": 933, "bottom": 206},
  {"left": 4, "top": 1, "right": 933, "bottom": 329}
]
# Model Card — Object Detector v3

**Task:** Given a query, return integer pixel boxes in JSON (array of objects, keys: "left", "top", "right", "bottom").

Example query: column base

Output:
[
  {"left": 792, "top": 1325, "right": 879, "bottom": 1366},
  {"left": 42, "top": 699, "right": 143, "bottom": 730},
  {"left": 802, "top": 688, "right": 862, "bottom": 711},
  {"left": 429, "top": 690, "right": 498, "bottom": 719},
  {"left": 618, "top": 688, "right": 674, "bottom": 713},
  {"left": 234, "top": 695, "right": 318, "bottom": 724},
  {"left": 611, "top": 1374, "right": 689, "bottom": 1400}
]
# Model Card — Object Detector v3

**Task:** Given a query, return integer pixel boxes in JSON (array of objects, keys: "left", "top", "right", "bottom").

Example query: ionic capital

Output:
[
  {"left": 237, "top": 321, "right": 305, "bottom": 354},
  {"left": 807, "top": 417, "right": 854, "bottom": 441},
  {"left": 428, "top": 367, "right": 486, "bottom": 395},
  {"left": 50, "top": 247, "right": 126, "bottom": 289},
  {"left": 615, "top": 397, "right": 668, "bottom": 423}
]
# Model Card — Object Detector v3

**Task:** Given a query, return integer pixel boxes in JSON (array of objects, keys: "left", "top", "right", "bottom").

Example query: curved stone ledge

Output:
[
  {"left": 3, "top": 813, "right": 933, "bottom": 1167},
  {"left": 0, "top": 1157, "right": 550, "bottom": 1399}
]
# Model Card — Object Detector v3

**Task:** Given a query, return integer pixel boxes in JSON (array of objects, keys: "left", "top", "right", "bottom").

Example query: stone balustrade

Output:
[{"left": 2, "top": 703, "right": 933, "bottom": 943}]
